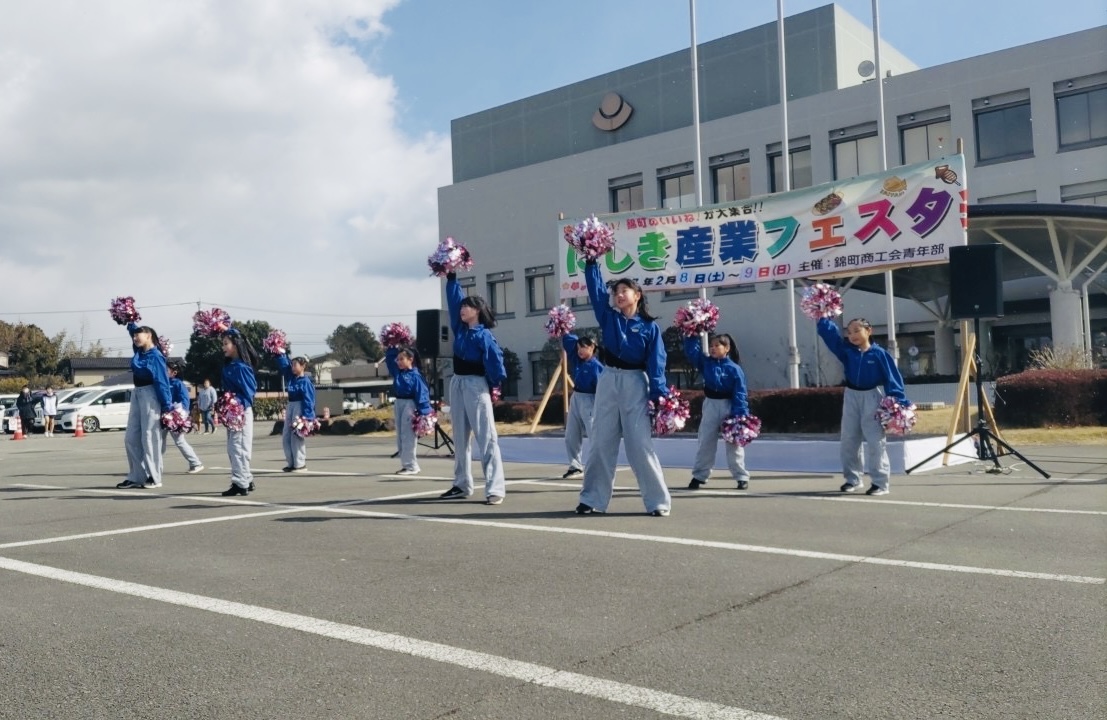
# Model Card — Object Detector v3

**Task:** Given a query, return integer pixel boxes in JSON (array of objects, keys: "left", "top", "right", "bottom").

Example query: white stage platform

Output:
[{"left": 495, "top": 433, "right": 974, "bottom": 475}]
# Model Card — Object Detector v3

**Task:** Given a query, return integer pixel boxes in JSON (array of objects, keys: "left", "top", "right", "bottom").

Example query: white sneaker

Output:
[{"left": 188, "top": 466, "right": 204, "bottom": 474}]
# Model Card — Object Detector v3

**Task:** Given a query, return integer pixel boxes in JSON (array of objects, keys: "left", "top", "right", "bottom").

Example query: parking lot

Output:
[{"left": 0, "top": 430, "right": 1103, "bottom": 719}]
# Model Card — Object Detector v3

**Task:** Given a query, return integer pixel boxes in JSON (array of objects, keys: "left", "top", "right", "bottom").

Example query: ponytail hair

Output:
[
  {"left": 609, "top": 277, "right": 654, "bottom": 322},
  {"left": 709, "top": 333, "right": 741, "bottom": 364}
]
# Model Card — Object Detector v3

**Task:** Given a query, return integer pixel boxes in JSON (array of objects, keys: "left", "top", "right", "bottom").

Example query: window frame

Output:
[
  {"left": 973, "top": 98, "right": 1034, "bottom": 165},
  {"left": 768, "top": 144, "right": 812, "bottom": 192},
  {"left": 486, "top": 271, "right": 515, "bottom": 319},
  {"left": 1055, "top": 84, "right": 1107, "bottom": 152}
]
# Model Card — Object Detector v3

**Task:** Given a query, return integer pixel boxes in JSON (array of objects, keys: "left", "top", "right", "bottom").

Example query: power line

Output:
[{"left": 0, "top": 301, "right": 198, "bottom": 317}]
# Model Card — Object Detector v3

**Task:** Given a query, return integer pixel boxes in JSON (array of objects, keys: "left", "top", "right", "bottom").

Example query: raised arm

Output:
[
  {"left": 275, "top": 352, "right": 294, "bottom": 383},
  {"left": 584, "top": 261, "right": 611, "bottom": 326},
  {"left": 384, "top": 347, "right": 400, "bottom": 378},
  {"left": 446, "top": 273, "right": 464, "bottom": 336},
  {"left": 682, "top": 336, "right": 706, "bottom": 373},
  {"left": 816, "top": 318, "right": 850, "bottom": 365},
  {"left": 562, "top": 334, "right": 580, "bottom": 373}
]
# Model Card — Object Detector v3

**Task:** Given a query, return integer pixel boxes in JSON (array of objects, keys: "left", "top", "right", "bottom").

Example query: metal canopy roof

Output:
[{"left": 847, "top": 204, "right": 1107, "bottom": 303}]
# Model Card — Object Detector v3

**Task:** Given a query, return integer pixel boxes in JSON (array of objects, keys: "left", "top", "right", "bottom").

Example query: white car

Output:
[{"left": 56, "top": 385, "right": 135, "bottom": 433}]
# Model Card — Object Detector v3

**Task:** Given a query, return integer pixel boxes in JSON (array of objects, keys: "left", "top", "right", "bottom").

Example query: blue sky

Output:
[{"left": 374, "top": 0, "right": 1107, "bottom": 137}]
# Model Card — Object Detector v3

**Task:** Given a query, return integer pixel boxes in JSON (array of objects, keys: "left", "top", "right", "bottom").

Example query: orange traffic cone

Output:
[
  {"left": 73, "top": 415, "right": 85, "bottom": 438},
  {"left": 11, "top": 417, "right": 25, "bottom": 440}
]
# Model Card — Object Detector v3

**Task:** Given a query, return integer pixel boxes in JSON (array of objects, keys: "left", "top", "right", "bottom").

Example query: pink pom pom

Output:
[
  {"left": 428, "top": 236, "right": 474, "bottom": 277},
  {"left": 875, "top": 396, "right": 917, "bottom": 435},
  {"left": 672, "top": 298, "right": 720, "bottom": 337},
  {"left": 649, "top": 386, "right": 691, "bottom": 436},
  {"left": 192, "top": 308, "right": 233, "bottom": 337},
  {"left": 544, "top": 304, "right": 577, "bottom": 338},
  {"left": 721, "top": 414, "right": 762, "bottom": 446},
  {"left": 490, "top": 386, "right": 502, "bottom": 403},
  {"left": 291, "top": 416, "right": 321, "bottom": 438},
  {"left": 800, "top": 283, "right": 844, "bottom": 321},
  {"left": 380, "top": 322, "right": 415, "bottom": 349},
  {"left": 563, "top": 215, "right": 616, "bottom": 261},
  {"left": 158, "top": 336, "right": 173, "bottom": 356},
  {"left": 262, "top": 329, "right": 287, "bottom": 355},
  {"left": 412, "top": 411, "right": 438, "bottom": 438},
  {"left": 160, "top": 407, "right": 194, "bottom": 434},
  {"left": 109, "top": 296, "right": 141, "bottom": 325},
  {"left": 214, "top": 392, "right": 246, "bottom": 431}
]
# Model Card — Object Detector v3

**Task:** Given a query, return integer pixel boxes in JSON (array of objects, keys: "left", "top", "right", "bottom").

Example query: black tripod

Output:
[
  {"left": 906, "top": 317, "right": 1049, "bottom": 478},
  {"left": 418, "top": 356, "right": 454, "bottom": 457}
]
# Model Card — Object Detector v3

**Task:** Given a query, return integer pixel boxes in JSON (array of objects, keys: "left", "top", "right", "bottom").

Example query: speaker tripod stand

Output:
[
  {"left": 906, "top": 317, "right": 1049, "bottom": 478},
  {"left": 418, "top": 356, "right": 454, "bottom": 457}
]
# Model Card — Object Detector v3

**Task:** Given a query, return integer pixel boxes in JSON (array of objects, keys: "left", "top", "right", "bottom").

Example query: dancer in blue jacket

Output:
[
  {"left": 684, "top": 333, "right": 750, "bottom": 490},
  {"left": 385, "top": 347, "right": 432, "bottom": 475},
  {"left": 576, "top": 260, "right": 672, "bottom": 517},
  {"left": 440, "top": 273, "right": 507, "bottom": 505},
  {"left": 119, "top": 323, "right": 173, "bottom": 489},
  {"left": 220, "top": 329, "right": 259, "bottom": 496},
  {"left": 165, "top": 361, "right": 204, "bottom": 475},
  {"left": 276, "top": 353, "right": 316, "bottom": 472},
  {"left": 817, "top": 317, "right": 908, "bottom": 496},
  {"left": 560, "top": 333, "right": 603, "bottom": 478}
]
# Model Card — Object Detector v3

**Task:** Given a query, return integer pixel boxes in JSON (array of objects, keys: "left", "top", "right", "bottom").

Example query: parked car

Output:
[
  {"left": 55, "top": 385, "right": 135, "bottom": 433},
  {"left": 2, "top": 388, "right": 96, "bottom": 433},
  {"left": 0, "top": 394, "right": 18, "bottom": 410}
]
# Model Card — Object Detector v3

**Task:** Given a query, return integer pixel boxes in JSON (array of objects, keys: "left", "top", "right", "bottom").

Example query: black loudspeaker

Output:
[
  {"left": 416, "top": 309, "right": 441, "bottom": 358},
  {"left": 949, "top": 244, "right": 1003, "bottom": 319}
]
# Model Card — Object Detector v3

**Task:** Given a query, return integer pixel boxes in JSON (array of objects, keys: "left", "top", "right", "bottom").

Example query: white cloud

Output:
[{"left": 0, "top": 0, "right": 451, "bottom": 357}]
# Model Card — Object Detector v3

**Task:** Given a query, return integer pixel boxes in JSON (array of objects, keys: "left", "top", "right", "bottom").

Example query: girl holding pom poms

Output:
[
  {"left": 816, "top": 316, "right": 909, "bottom": 496},
  {"left": 575, "top": 260, "right": 672, "bottom": 517},
  {"left": 560, "top": 334, "right": 603, "bottom": 479},
  {"left": 275, "top": 351, "right": 316, "bottom": 473},
  {"left": 219, "top": 328, "right": 260, "bottom": 496},
  {"left": 385, "top": 347, "right": 432, "bottom": 476},
  {"left": 439, "top": 272, "right": 507, "bottom": 505},
  {"left": 164, "top": 361, "right": 204, "bottom": 474},
  {"left": 683, "top": 334, "right": 751, "bottom": 491},
  {"left": 119, "top": 322, "right": 174, "bottom": 489}
]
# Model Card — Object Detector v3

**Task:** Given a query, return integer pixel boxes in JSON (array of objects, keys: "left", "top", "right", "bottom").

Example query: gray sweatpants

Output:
[
  {"left": 565, "top": 392, "right": 595, "bottom": 471},
  {"left": 227, "top": 407, "right": 254, "bottom": 489},
  {"left": 449, "top": 375, "right": 505, "bottom": 499},
  {"left": 394, "top": 398, "right": 420, "bottom": 472},
  {"left": 125, "top": 385, "right": 165, "bottom": 485},
  {"left": 693, "top": 397, "right": 749, "bottom": 484},
  {"left": 579, "top": 367, "right": 671, "bottom": 514},
  {"left": 282, "top": 400, "right": 307, "bottom": 470},
  {"left": 165, "top": 430, "right": 203, "bottom": 470},
  {"left": 841, "top": 387, "right": 890, "bottom": 489}
]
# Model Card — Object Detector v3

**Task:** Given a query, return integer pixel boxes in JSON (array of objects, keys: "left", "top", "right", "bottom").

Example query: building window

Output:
[
  {"left": 529, "top": 351, "right": 559, "bottom": 396},
  {"left": 660, "top": 172, "right": 696, "bottom": 210},
  {"left": 526, "top": 266, "right": 556, "bottom": 313},
  {"left": 1056, "top": 85, "right": 1107, "bottom": 151},
  {"left": 900, "top": 118, "right": 951, "bottom": 164},
  {"left": 769, "top": 146, "right": 812, "bottom": 192},
  {"left": 611, "top": 182, "right": 644, "bottom": 213},
  {"left": 974, "top": 96, "right": 1033, "bottom": 163},
  {"left": 712, "top": 162, "right": 751, "bottom": 203},
  {"left": 457, "top": 276, "right": 477, "bottom": 297},
  {"left": 978, "top": 190, "right": 1037, "bottom": 205},
  {"left": 664, "top": 289, "right": 700, "bottom": 301},
  {"left": 570, "top": 295, "right": 591, "bottom": 309},
  {"left": 713, "top": 284, "right": 756, "bottom": 297},
  {"left": 833, "top": 134, "right": 880, "bottom": 180},
  {"left": 1061, "top": 179, "right": 1107, "bottom": 206},
  {"left": 486, "top": 272, "right": 514, "bottom": 317}
]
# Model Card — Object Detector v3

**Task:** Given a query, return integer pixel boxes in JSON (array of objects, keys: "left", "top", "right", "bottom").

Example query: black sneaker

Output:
[
  {"left": 866, "top": 486, "right": 889, "bottom": 496},
  {"left": 649, "top": 509, "right": 671, "bottom": 517},
  {"left": 687, "top": 478, "right": 705, "bottom": 490},
  {"left": 562, "top": 467, "right": 582, "bottom": 479},
  {"left": 222, "top": 484, "right": 248, "bottom": 496},
  {"left": 736, "top": 480, "right": 749, "bottom": 490},
  {"left": 575, "top": 503, "right": 603, "bottom": 514},
  {"left": 840, "top": 483, "right": 860, "bottom": 493},
  {"left": 439, "top": 486, "right": 469, "bottom": 499},
  {"left": 116, "top": 480, "right": 143, "bottom": 489},
  {"left": 247, "top": 482, "right": 256, "bottom": 492},
  {"left": 281, "top": 466, "right": 294, "bottom": 472}
]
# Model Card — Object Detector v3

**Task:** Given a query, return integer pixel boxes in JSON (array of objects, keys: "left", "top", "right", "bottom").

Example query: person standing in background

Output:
[
  {"left": 41, "top": 387, "right": 58, "bottom": 437},
  {"left": 197, "top": 378, "right": 217, "bottom": 433}
]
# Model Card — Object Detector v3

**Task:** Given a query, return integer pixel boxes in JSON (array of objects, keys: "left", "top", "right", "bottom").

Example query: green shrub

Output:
[
  {"left": 994, "top": 369, "right": 1107, "bottom": 427},
  {"left": 252, "top": 398, "right": 284, "bottom": 421}
]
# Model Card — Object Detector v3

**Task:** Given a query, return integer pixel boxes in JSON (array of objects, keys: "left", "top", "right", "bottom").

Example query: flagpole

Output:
[
  {"left": 778, "top": 0, "right": 800, "bottom": 389},
  {"left": 689, "top": 0, "right": 709, "bottom": 354},
  {"left": 872, "top": 0, "right": 899, "bottom": 366}
]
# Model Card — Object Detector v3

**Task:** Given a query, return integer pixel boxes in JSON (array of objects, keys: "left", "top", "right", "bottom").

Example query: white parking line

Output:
[{"left": 0, "top": 555, "right": 786, "bottom": 720}]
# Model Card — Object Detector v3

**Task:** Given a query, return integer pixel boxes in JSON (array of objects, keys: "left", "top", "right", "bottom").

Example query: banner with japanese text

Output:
[{"left": 558, "top": 155, "right": 967, "bottom": 297}]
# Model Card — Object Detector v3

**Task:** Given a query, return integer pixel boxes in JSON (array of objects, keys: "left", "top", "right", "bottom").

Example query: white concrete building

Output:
[{"left": 438, "top": 4, "right": 1107, "bottom": 398}]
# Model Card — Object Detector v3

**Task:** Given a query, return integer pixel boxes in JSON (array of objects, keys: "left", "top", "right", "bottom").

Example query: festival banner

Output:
[{"left": 558, "top": 155, "right": 968, "bottom": 297}]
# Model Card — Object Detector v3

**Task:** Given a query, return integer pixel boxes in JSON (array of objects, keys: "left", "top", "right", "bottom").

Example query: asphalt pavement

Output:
[{"left": 0, "top": 429, "right": 1103, "bottom": 719}]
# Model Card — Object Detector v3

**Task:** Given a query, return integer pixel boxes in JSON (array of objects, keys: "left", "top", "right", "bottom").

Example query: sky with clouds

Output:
[{"left": 1, "top": 0, "right": 1102, "bottom": 359}]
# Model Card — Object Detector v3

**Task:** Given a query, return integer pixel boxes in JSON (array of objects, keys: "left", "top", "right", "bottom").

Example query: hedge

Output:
[{"left": 994, "top": 369, "right": 1107, "bottom": 427}]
